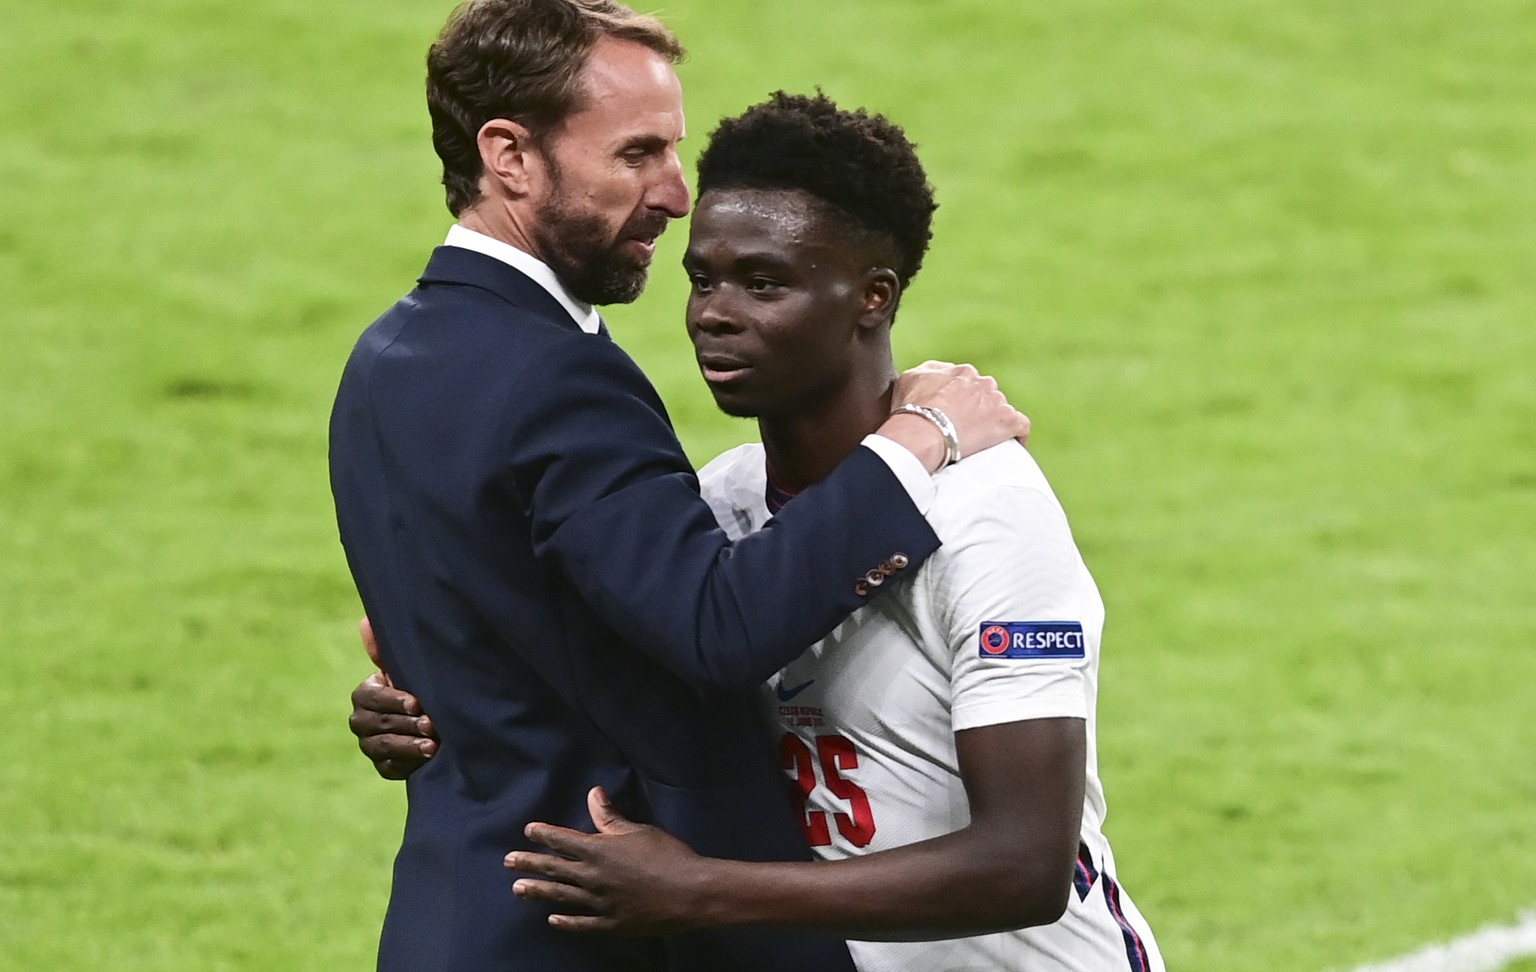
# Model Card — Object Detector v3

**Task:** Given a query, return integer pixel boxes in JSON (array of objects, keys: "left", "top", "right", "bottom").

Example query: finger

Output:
[
  {"left": 505, "top": 850, "right": 585, "bottom": 884},
  {"left": 548, "top": 914, "right": 620, "bottom": 934},
  {"left": 375, "top": 756, "right": 427, "bottom": 781},
  {"left": 1014, "top": 411, "right": 1032, "bottom": 445},
  {"left": 586, "top": 786, "right": 638, "bottom": 835},
  {"left": 512, "top": 879, "right": 604, "bottom": 912},
  {"left": 359, "top": 733, "right": 437, "bottom": 762},
  {"left": 358, "top": 737, "right": 435, "bottom": 781},
  {"left": 351, "top": 711, "right": 433, "bottom": 738},
  {"left": 360, "top": 617, "right": 383, "bottom": 670},
  {"left": 524, "top": 822, "right": 594, "bottom": 857},
  {"left": 348, "top": 704, "right": 423, "bottom": 739},
  {"left": 351, "top": 677, "right": 422, "bottom": 717},
  {"left": 354, "top": 670, "right": 387, "bottom": 693}
]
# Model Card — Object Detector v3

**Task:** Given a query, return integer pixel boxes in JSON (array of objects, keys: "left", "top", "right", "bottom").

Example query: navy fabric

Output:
[{"left": 329, "top": 246, "right": 940, "bottom": 971}]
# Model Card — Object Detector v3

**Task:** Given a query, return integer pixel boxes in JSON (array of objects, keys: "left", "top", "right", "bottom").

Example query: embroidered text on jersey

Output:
[{"left": 978, "top": 621, "right": 1087, "bottom": 659}]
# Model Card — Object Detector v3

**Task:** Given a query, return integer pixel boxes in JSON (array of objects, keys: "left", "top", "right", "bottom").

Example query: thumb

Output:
[
  {"left": 587, "top": 786, "right": 640, "bottom": 835},
  {"left": 360, "top": 616, "right": 386, "bottom": 673}
]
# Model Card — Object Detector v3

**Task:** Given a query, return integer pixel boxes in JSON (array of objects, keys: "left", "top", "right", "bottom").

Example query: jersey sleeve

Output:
[{"left": 929, "top": 485, "right": 1092, "bottom": 733}]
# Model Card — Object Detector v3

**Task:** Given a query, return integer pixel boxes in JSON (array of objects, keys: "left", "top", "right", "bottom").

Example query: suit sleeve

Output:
[{"left": 495, "top": 332, "right": 940, "bottom": 696}]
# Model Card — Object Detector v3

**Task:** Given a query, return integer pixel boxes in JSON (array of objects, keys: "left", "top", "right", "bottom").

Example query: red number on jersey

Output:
[
  {"left": 779, "top": 733, "right": 831, "bottom": 845},
  {"left": 816, "top": 734, "right": 876, "bottom": 847},
  {"left": 778, "top": 733, "right": 876, "bottom": 848}
]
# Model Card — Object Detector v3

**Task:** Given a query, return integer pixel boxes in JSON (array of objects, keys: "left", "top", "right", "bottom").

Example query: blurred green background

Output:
[{"left": 3, "top": 0, "right": 1533, "bottom": 968}]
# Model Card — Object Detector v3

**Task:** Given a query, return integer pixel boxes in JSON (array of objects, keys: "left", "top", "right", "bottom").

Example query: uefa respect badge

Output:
[{"left": 978, "top": 621, "right": 1086, "bottom": 659}]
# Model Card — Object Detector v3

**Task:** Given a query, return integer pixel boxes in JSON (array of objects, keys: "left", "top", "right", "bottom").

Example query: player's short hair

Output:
[
  {"left": 426, "top": 0, "right": 684, "bottom": 215},
  {"left": 695, "top": 91, "right": 937, "bottom": 287}
]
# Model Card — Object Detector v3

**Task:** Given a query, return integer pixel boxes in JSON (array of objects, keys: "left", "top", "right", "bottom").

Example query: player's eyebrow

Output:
[
  {"left": 683, "top": 249, "right": 799, "bottom": 272},
  {"left": 731, "top": 252, "right": 798, "bottom": 273}
]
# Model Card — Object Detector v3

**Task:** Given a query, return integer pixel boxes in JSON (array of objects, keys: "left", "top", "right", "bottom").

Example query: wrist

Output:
[
  {"left": 891, "top": 404, "right": 961, "bottom": 468},
  {"left": 876, "top": 412, "right": 947, "bottom": 474},
  {"left": 689, "top": 856, "right": 746, "bottom": 929}
]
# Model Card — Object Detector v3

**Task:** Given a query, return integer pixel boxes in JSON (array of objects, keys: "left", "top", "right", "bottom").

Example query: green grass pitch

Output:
[{"left": 3, "top": 0, "right": 1534, "bottom": 968}]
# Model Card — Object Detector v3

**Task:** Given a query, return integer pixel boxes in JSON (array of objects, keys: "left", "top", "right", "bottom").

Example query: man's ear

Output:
[
  {"left": 476, "top": 118, "right": 541, "bottom": 197},
  {"left": 858, "top": 268, "right": 902, "bottom": 330}
]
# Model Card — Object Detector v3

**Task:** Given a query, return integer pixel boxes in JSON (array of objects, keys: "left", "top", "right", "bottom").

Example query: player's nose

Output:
[{"left": 689, "top": 293, "right": 742, "bottom": 335}]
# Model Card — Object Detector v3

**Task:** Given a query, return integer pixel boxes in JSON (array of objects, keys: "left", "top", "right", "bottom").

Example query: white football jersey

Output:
[{"left": 699, "top": 441, "right": 1163, "bottom": 972}]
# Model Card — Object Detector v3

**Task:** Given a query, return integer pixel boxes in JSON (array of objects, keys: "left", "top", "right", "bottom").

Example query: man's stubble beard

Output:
[{"left": 532, "top": 164, "right": 664, "bottom": 307}]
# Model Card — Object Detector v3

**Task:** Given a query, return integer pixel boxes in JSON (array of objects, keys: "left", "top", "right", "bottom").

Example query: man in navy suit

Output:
[{"left": 329, "top": 1, "right": 1026, "bottom": 969}]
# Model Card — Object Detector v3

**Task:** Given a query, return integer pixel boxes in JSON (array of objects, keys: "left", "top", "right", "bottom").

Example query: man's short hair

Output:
[
  {"left": 427, "top": 0, "right": 684, "bottom": 215},
  {"left": 695, "top": 91, "right": 937, "bottom": 288}
]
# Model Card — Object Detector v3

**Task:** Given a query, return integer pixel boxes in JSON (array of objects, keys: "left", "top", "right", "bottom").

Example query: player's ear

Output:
[
  {"left": 477, "top": 118, "right": 541, "bottom": 197},
  {"left": 857, "top": 267, "right": 902, "bottom": 331}
]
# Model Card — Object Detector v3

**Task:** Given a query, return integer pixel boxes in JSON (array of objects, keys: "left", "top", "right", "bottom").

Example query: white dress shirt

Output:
[{"left": 444, "top": 224, "right": 603, "bottom": 334}]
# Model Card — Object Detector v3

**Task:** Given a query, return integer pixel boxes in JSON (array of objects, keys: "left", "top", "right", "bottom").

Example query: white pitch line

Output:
[{"left": 1346, "top": 910, "right": 1536, "bottom": 972}]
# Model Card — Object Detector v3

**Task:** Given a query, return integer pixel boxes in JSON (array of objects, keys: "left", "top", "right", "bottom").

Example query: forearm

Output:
[
  {"left": 550, "top": 449, "right": 937, "bottom": 696},
  {"left": 688, "top": 827, "right": 1070, "bottom": 941},
  {"left": 509, "top": 725, "right": 1085, "bottom": 939}
]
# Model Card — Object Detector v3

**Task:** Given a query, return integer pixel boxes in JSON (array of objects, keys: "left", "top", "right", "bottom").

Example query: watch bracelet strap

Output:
[{"left": 890, "top": 403, "right": 962, "bottom": 468}]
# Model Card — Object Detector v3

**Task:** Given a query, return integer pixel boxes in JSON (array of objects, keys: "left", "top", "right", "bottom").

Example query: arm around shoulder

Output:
[{"left": 498, "top": 335, "right": 940, "bottom": 696}]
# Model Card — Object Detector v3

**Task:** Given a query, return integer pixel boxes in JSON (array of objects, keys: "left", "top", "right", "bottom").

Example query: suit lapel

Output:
[{"left": 417, "top": 246, "right": 584, "bottom": 333}]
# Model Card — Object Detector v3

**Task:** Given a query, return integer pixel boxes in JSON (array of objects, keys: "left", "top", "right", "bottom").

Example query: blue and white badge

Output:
[{"left": 978, "top": 621, "right": 1086, "bottom": 659}]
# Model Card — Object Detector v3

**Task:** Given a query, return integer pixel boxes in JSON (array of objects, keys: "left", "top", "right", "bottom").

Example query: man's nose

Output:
[{"left": 646, "top": 150, "right": 691, "bottom": 218}]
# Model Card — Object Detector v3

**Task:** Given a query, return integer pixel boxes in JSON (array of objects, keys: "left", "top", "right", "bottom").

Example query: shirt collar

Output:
[{"left": 443, "top": 224, "right": 603, "bottom": 335}]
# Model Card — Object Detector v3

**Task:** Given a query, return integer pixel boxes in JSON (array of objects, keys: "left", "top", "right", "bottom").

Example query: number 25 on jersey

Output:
[{"left": 778, "top": 733, "right": 876, "bottom": 848}]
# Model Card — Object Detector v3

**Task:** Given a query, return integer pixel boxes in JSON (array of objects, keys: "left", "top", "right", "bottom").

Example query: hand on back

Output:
[{"left": 349, "top": 617, "right": 437, "bottom": 780}]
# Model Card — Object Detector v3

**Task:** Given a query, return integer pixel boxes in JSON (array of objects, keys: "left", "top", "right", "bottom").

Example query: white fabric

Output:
[
  {"left": 699, "top": 441, "right": 1164, "bottom": 972},
  {"left": 443, "top": 224, "right": 602, "bottom": 334}
]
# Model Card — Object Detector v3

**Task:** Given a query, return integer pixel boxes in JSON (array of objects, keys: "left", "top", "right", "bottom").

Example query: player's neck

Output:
[{"left": 758, "top": 369, "right": 897, "bottom": 493}]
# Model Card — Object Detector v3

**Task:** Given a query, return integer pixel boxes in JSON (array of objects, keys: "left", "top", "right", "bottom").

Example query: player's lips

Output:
[{"left": 695, "top": 351, "right": 752, "bottom": 384}]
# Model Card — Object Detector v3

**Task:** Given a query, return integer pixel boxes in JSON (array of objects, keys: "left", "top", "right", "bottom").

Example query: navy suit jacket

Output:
[{"left": 329, "top": 246, "right": 941, "bottom": 971}]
